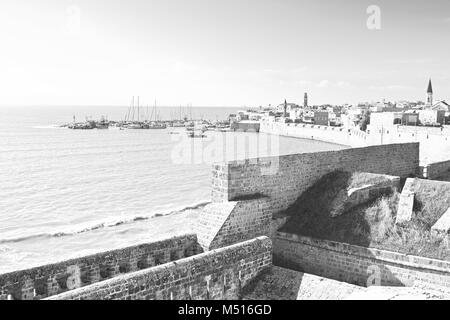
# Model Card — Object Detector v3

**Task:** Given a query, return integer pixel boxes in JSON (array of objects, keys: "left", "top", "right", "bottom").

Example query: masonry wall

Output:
[
  {"left": 197, "top": 198, "right": 273, "bottom": 250},
  {"left": 46, "top": 237, "right": 272, "bottom": 300},
  {"left": 201, "top": 143, "right": 418, "bottom": 252},
  {"left": 0, "top": 234, "right": 201, "bottom": 300},
  {"left": 420, "top": 160, "right": 450, "bottom": 179},
  {"left": 260, "top": 121, "right": 367, "bottom": 147},
  {"left": 211, "top": 143, "right": 419, "bottom": 214},
  {"left": 260, "top": 121, "right": 450, "bottom": 163},
  {"left": 273, "top": 232, "right": 450, "bottom": 288}
]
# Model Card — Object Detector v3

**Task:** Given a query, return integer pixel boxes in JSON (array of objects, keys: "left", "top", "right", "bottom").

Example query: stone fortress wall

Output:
[
  {"left": 273, "top": 232, "right": 450, "bottom": 289},
  {"left": 0, "top": 235, "right": 201, "bottom": 300},
  {"left": 420, "top": 159, "right": 450, "bottom": 179},
  {"left": 198, "top": 140, "right": 450, "bottom": 291},
  {"left": 260, "top": 121, "right": 450, "bottom": 165},
  {"left": 2, "top": 138, "right": 449, "bottom": 300},
  {"left": 46, "top": 237, "right": 271, "bottom": 300},
  {"left": 198, "top": 143, "right": 419, "bottom": 250}
]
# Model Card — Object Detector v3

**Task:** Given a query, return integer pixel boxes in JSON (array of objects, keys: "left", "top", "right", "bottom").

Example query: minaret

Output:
[
  {"left": 283, "top": 99, "right": 287, "bottom": 117},
  {"left": 427, "top": 78, "right": 433, "bottom": 107},
  {"left": 304, "top": 93, "right": 308, "bottom": 108}
]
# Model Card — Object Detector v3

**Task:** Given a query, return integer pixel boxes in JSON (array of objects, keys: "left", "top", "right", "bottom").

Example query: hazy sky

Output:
[{"left": 1, "top": 0, "right": 449, "bottom": 107}]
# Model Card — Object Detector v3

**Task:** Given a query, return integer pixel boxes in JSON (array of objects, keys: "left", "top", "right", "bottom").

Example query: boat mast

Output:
[
  {"left": 137, "top": 96, "right": 140, "bottom": 122},
  {"left": 131, "top": 96, "right": 135, "bottom": 122},
  {"left": 125, "top": 97, "right": 133, "bottom": 122}
]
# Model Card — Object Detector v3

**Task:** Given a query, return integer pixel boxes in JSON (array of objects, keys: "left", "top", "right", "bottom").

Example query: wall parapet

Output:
[
  {"left": 273, "top": 232, "right": 450, "bottom": 288},
  {"left": 420, "top": 160, "right": 450, "bottom": 179},
  {"left": 197, "top": 198, "right": 272, "bottom": 251},
  {"left": 261, "top": 121, "right": 450, "bottom": 164},
  {"left": 212, "top": 143, "right": 419, "bottom": 211},
  {"left": 46, "top": 236, "right": 273, "bottom": 300},
  {"left": 202, "top": 143, "right": 419, "bottom": 255},
  {"left": 0, "top": 234, "right": 201, "bottom": 300}
]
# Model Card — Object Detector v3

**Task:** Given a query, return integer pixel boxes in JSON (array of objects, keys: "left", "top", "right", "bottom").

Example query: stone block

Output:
[{"left": 431, "top": 207, "right": 450, "bottom": 237}]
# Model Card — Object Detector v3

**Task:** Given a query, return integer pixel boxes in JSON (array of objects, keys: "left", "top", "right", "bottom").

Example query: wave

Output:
[{"left": 0, "top": 200, "right": 210, "bottom": 244}]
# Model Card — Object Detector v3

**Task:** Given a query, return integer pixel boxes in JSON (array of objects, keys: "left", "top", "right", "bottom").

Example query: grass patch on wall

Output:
[{"left": 280, "top": 171, "right": 450, "bottom": 261}]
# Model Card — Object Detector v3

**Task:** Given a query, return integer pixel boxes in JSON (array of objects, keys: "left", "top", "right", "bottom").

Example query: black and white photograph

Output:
[{"left": 0, "top": 0, "right": 450, "bottom": 307}]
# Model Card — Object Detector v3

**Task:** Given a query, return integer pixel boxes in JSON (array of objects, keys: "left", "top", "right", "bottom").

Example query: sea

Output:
[{"left": 0, "top": 106, "right": 348, "bottom": 273}]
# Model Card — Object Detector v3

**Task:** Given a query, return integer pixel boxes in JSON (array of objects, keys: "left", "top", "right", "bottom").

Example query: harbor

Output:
[{"left": 61, "top": 97, "right": 233, "bottom": 137}]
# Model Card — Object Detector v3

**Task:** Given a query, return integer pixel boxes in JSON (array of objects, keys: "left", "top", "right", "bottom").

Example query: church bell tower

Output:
[{"left": 427, "top": 78, "right": 433, "bottom": 107}]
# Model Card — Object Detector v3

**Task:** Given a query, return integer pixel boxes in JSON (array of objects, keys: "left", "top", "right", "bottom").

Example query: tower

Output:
[
  {"left": 283, "top": 99, "right": 287, "bottom": 117},
  {"left": 427, "top": 78, "right": 433, "bottom": 106},
  {"left": 304, "top": 93, "right": 308, "bottom": 108}
]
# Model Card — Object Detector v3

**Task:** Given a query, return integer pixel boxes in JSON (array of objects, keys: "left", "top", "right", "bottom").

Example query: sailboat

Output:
[
  {"left": 147, "top": 100, "right": 167, "bottom": 129},
  {"left": 123, "top": 96, "right": 142, "bottom": 129}
]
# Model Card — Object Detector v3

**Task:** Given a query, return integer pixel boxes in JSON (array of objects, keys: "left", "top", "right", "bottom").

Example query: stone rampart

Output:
[
  {"left": 200, "top": 143, "right": 419, "bottom": 251},
  {"left": 0, "top": 234, "right": 201, "bottom": 300},
  {"left": 46, "top": 236, "right": 272, "bottom": 300},
  {"left": 273, "top": 232, "right": 450, "bottom": 288}
]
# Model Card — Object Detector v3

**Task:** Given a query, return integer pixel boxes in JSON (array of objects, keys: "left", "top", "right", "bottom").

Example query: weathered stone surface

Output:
[
  {"left": 242, "top": 266, "right": 364, "bottom": 300},
  {"left": 431, "top": 207, "right": 450, "bottom": 236},
  {"left": 331, "top": 175, "right": 401, "bottom": 217},
  {"left": 346, "top": 285, "right": 450, "bottom": 300},
  {"left": 196, "top": 201, "right": 238, "bottom": 250},
  {"left": 273, "top": 232, "right": 450, "bottom": 289},
  {"left": 420, "top": 160, "right": 450, "bottom": 180},
  {"left": 203, "top": 144, "right": 419, "bottom": 253},
  {"left": 46, "top": 237, "right": 272, "bottom": 300},
  {"left": 197, "top": 198, "right": 273, "bottom": 251},
  {"left": 212, "top": 143, "right": 419, "bottom": 211},
  {"left": 0, "top": 234, "right": 201, "bottom": 300},
  {"left": 395, "top": 179, "right": 416, "bottom": 225}
]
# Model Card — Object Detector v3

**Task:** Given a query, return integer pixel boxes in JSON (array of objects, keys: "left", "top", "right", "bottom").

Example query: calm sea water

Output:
[{"left": 0, "top": 106, "right": 347, "bottom": 273}]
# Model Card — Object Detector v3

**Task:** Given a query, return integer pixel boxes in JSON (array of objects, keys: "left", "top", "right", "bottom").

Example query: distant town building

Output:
[
  {"left": 236, "top": 111, "right": 249, "bottom": 121},
  {"left": 402, "top": 113, "right": 419, "bottom": 126},
  {"left": 290, "top": 108, "right": 303, "bottom": 122},
  {"left": 426, "top": 79, "right": 433, "bottom": 107},
  {"left": 369, "top": 112, "right": 403, "bottom": 128},
  {"left": 432, "top": 100, "right": 450, "bottom": 113},
  {"left": 370, "top": 102, "right": 384, "bottom": 113},
  {"left": 329, "top": 111, "right": 342, "bottom": 126},
  {"left": 276, "top": 100, "right": 300, "bottom": 116},
  {"left": 314, "top": 111, "right": 329, "bottom": 125},
  {"left": 418, "top": 109, "right": 445, "bottom": 126}
]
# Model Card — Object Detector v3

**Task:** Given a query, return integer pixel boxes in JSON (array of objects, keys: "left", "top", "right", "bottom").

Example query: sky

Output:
[{"left": 0, "top": 0, "right": 449, "bottom": 107}]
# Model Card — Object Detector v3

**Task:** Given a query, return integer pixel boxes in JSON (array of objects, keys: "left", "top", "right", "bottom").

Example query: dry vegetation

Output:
[{"left": 280, "top": 171, "right": 450, "bottom": 261}]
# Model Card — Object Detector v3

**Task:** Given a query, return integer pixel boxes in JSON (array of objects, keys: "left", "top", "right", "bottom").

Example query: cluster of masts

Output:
[
  {"left": 62, "top": 97, "right": 232, "bottom": 136},
  {"left": 121, "top": 96, "right": 167, "bottom": 129}
]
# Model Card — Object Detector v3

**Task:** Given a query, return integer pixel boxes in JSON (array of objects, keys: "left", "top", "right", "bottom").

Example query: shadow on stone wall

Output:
[
  {"left": 272, "top": 170, "right": 429, "bottom": 288},
  {"left": 272, "top": 246, "right": 406, "bottom": 288},
  {"left": 279, "top": 170, "right": 400, "bottom": 248},
  {"left": 240, "top": 267, "right": 305, "bottom": 300}
]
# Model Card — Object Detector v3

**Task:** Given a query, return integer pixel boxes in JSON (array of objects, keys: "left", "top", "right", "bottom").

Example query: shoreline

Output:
[{"left": 0, "top": 208, "right": 200, "bottom": 274}]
